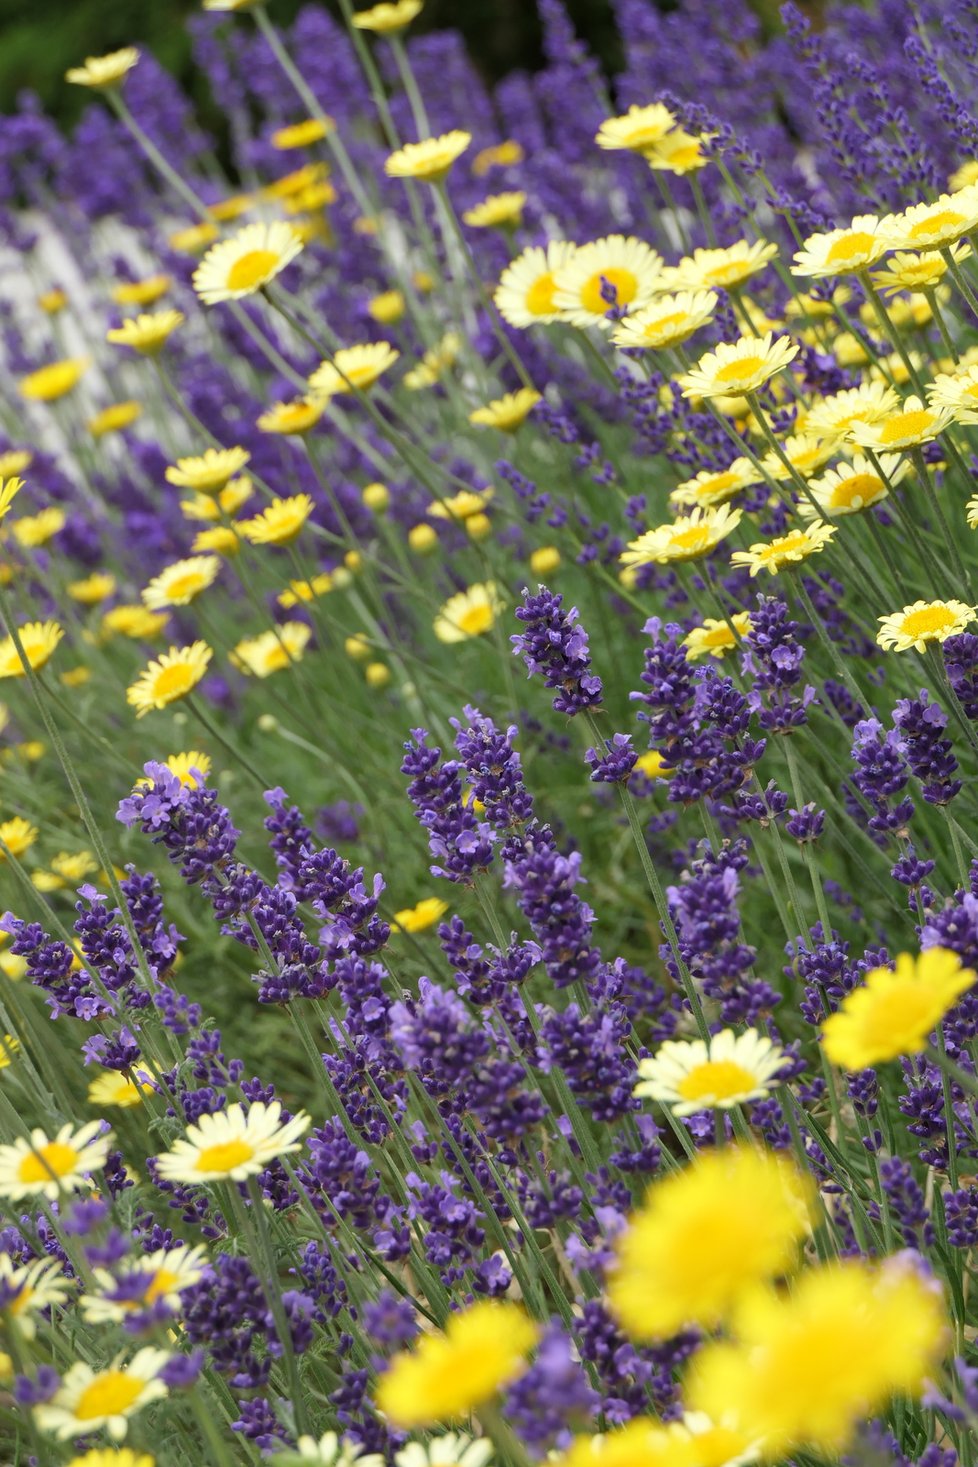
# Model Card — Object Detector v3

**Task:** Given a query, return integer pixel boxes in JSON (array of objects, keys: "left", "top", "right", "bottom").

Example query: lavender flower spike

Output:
[{"left": 512, "top": 584, "right": 603, "bottom": 715}]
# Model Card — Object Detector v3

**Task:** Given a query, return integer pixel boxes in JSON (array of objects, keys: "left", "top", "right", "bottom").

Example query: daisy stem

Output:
[
  {"left": 110, "top": 93, "right": 209, "bottom": 220},
  {"left": 792, "top": 574, "right": 866, "bottom": 710},
  {"left": 184, "top": 695, "right": 269, "bottom": 790},
  {"left": 238, "top": 1177, "right": 311, "bottom": 1435},
  {"left": 927, "top": 1041, "right": 978, "bottom": 1100},
  {"left": 910, "top": 447, "right": 973, "bottom": 597}
]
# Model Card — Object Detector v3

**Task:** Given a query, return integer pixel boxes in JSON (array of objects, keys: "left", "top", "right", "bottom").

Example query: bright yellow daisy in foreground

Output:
[
  {"left": 595, "top": 102, "right": 676, "bottom": 152},
  {"left": 35, "top": 1348, "right": 170, "bottom": 1442},
  {"left": 392, "top": 897, "right": 450, "bottom": 933},
  {"left": 495, "top": 241, "right": 577, "bottom": 328},
  {"left": 883, "top": 187, "right": 978, "bottom": 250},
  {"left": 231, "top": 621, "right": 312, "bottom": 677},
  {"left": 0, "top": 621, "right": 64, "bottom": 679},
  {"left": 154, "top": 1099, "right": 310, "bottom": 1184},
  {"left": 0, "top": 1121, "right": 113, "bottom": 1201},
  {"left": 376, "top": 1301, "right": 537, "bottom": 1427},
  {"left": 19, "top": 357, "right": 89, "bottom": 402},
  {"left": 552, "top": 234, "right": 663, "bottom": 328},
  {"left": 612, "top": 289, "right": 718, "bottom": 350},
  {"left": 65, "top": 48, "right": 139, "bottom": 89},
  {"left": 731, "top": 522, "right": 836, "bottom": 577},
  {"left": 126, "top": 642, "right": 212, "bottom": 716},
  {"left": 239, "top": 493, "right": 315, "bottom": 545},
  {"left": 433, "top": 582, "right": 504, "bottom": 643},
  {"left": 876, "top": 598, "right": 976, "bottom": 652},
  {"left": 634, "top": 1028, "right": 785, "bottom": 1114},
  {"left": 106, "top": 310, "right": 185, "bottom": 355},
  {"left": 800, "top": 453, "right": 906, "bottom": 518},
  {"left": 385, "top": 130, "right": 471, "bottom": 182},
  {"left": 821, "top": 947, "right": 975, "bottom": 1068},
  {"left": 309, "top": 343, "right": 400, "bottom": 397},
  {"left": 683, "top": 611, "right": 753, "bottom": 660},
  {"left": 849, "top": 394, "right": 952, "bottom": 451},
  {"left": 688, "top": 1258, "right": 947, "bottom": 1456},
  {"left": 469, "top": 388, "right": 541, "bottom": 431},
  {"left": 165, "top": 446, "right": 251, "bottom": 494},
  {"left": 608, "top": 1147, "right": 814, "bottom": 1340},
  {"left": 792, "top": 215, "right": 887, "bottom": 276},
  {"left": 681, "top": 332, "right": 798, "bottom": 399},
  {"left": 142, "top": 556, "right": 221, "bottom": 610},
  {"left": 620, "top": 505, "right": 742, "bottom": 568},
  {"left": 352, "top": 0, "right": 423, "bottom": 31},
  {"left": 193, "top": 220, "right": 304, "bottom": 304},
  {"left": 257, "top": 397, "right": 324, "bottom": 435},
  {"left": 65, "top": 1450, "right": 155, "bottom": 1467}
]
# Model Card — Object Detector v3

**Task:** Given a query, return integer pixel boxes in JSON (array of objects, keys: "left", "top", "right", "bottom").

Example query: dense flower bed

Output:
[{"left": 1, "top": 1, "right": 978, "bottom": 1464}]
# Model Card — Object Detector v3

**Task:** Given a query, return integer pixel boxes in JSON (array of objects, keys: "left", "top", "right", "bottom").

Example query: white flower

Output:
[
  {"left": 634, "top": 1029, "right": 787, "bottom": 1114},
  {"left": 154, "top": 1100, "right": 310, "bottom": 1184}
]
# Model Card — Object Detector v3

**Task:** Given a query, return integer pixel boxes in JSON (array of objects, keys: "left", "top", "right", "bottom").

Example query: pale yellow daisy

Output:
[
  {"left": 192, "top": 221, "right": 303, "bottom": 304},
  {"left": 683, "top": 611, "right": 753, "bottom": 660},
  {"left": 799, "top": 454, "right": 907, "bottom": 518},
  {"left": 0, "top": 1121, "right": 113, "bottom": 1201},
  {"left": 231, "top": 621, "right": 312, "bottom": 677},
  {"left": 877, "top": 599, "right": 976, "bottom": 652},
  {"left": 634, "top": 1029, "right": 785, "bottom": 1115},
  {"left": 385, "top": 131, "right": 471, "bottom": 182},
  {"left": 680, "top": 332, "right": 798, "bottom": 400},
  {"left": 154, "top": 1100, "right": 310, "bottom": 1184},
  {"left": 142, "top": 556, "right": 220, "bottom": 610},
  {"left": 494, "top": 241, "right": 577, "bottom": 328},
  {"left": 669, "top": 458, "right": 758, "bottom": 508},
  {"left": 612, "top": 290, "right": 718, "bottom": 350},
  {"left": 308, "top": 343, "right": 399, "bottom": 397},
  {"left": 35, "top": 1348, "right": 170, "bottom": 1442},
  {"left": 552, "top": 235, "right": 663, "bottom": 328},
  {"left": 620, "top": 505, "right": 742, "bottom": 568},
  {"left": 433, "top": 583, "right": 504, "bottom": 643},
  {"left": 731, "top": 522, "right": 837, "bottom": 576},
  {"left": 849, "top": 395, "right": 952, "bottom": 451},
  {"left": 66, "top": 48, "right": 139, "bottom": 89},
  {"left": 792, "top": 215, "right": 887, "bottom": 276}
]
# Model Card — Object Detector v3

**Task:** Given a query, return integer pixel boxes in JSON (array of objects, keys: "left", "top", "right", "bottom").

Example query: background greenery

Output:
[{"left": 1, "top": 0, "right": 800, "bottom": 127}]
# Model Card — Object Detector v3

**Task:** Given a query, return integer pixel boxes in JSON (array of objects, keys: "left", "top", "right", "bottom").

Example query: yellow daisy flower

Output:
[
  {"left": 35, "top": 1348, "right": 170, "bottom": 1442},
  {"left": 822, "top": 947, "right": 975, "bottom": 1068},
  {"left": 0, "top": 817, "right": 38, "bottom": 858},
  {"left": 257, "top": 397, "right": 325, "bottom": 435},
  {"left": 272, "top": 117, "right": 334, "bottom": 149},
  {"left": 192, "top": 525, "right": 241, "bottom": 556},
  {"left": 0, "top": 1254, "right": 71, "bottom": 1338},
  {"left": 385, "top": 130, "right": 471, "bottom": 182},
  {"left": 634, "top": 1028, "right": 785, "bottom": 1114},
  {"left": 9, "top": 506, "right": 65, "bottom": 547},
  {"left": 681, "top": 332, "right": 799, "bottom": 399},
  {"left": 352, "top": 0, "right": 423, "bottom": 32},
  {"left": 552, "top": 234, "right": 663, "bottom": 328},
  {"left": 278, "top": 572, "right": 333, "bottom": 608},
  {"left": 88, "top": 401, "right": 142, "bottom": 438},
  {"left": 791, "top": 215, "right": 887, "bottom": 276},
  {"left": 239, "top": 493, "right": 315, "bottom": 545},
  {"left": 19, "top": 357, "right": 89, "bottom": 402},
  {"left": 101, "top": 605, "right": 169, "bottom": 640},
  {"left": 362, "top": 482, "right": 390, "bottom": 511},
  {"left": 669, "top": 458, "right": 757, "bottom": 508},
  {"left": 760, "top": 432, "right": 835, "bottom": 483},
  {"left": 428, "top": 488, "right": 494, "bottom": 521},
  {"left": 38, "top": 288, "right": 67, "bottom": 314},
  {"left": 168, "top": 221, "right": 219, "bottom": 254},
  {"left": 181, "top": 476, "right": 254, "bottom": 521},
  {"left": 165, "top": 446, "right": 251, "bottom": 495},
  {"left": 368, "top": 289, "right": 406, "bottom": 324},
  {"left": 65, "top": 48, "right": 139, "bottom": 89},
  {"left": 309, "top": 342, "right": 400, "bottom": 397},
  {"left": 644, "top": 128, "right": 710, "bottom": 173},
  {"left": 472, "top": 138, "right": 524, "bottom": 175},
  {"left": 0, "top": 1121, "right": 113, "bottom": 1202},
  {"left": 803, "top": 380, "right": 900, "bottom": 442},
  {"left": 392, "top": 897, "right": 450, "bottom": 933},
  {"left": 87, "top": 1068, "right": 158, "bottom": 1109},
  {"left": 731, "top": 522, "right": 837, "bottom": 577},
  {"left": 408, "top": 523, "right": 438, "bottom": 552},
  {"left": 231, "top": 621, "right": 312, "bottom": 678},
  {"left": 111, "top": 274, "right": 171, "bottom": 307},
  {"left": 469, "top": 388, "right": 540, "bottom": 431},
  {"left": 206, "top": 192, "right": 254, "bottom": 223},
  {"left": 0, "top": 621, "right": 63, "bottom": 678},
  {"left": 0, "top": 451, "right": 32, "bottom": 478},
  {"left": 620, "top": 504, "right": 742, "bottom": 568},
  {"left": 192, "top": 220, "right": 304, "bottom": 304},
  {"left": 154, "top": 1099, "right": 310, "bottom": 1184},
  {"left": 850, "top": 394, "right": 952, "bottom": 451},
  {"left": 632, "top": 749, "right": 672, "bottom": 782},
  {"left": 929, "top": 363, "right": 978, "bottom": 423},
  {"left": 262, "top": 162, "right": 328, "bottom": 201},
  {"left": 666, "top": 240, "right": 778, "bottom": 291},
  {"left": 870, "top": 245, "right": 966, "bottom": 295},
  {"left": 494, "top": 241, "right": 577, "bottom": 328},
  {"left": 612, "top": 289, "right": 718, "bottom": 350},
  {"left": 462, "top": 191, "right": 526, "bottom": 229},
  {"left": 126, "top": 642, "right": 213, "bottom": 716},
  {"left": 33, "top": 851, "right": 98, "bottom": 892},
  {"left": 683, "top": 611, "right": 753, "bottom": 660},
  {"left": 106, "top": 310, "right": 184, "bottom": 354},
  {"left": 595, "top": 103, "right": 676, "bottom": 153},
  {"left": 876, "top": 598, "right": 976, "bottom": 652},
  {"left": 882, "top": 188, "right": 978, "bottom": 250},
  {"left": 403, "top": 332, "right": 462, "bottom": 389},
  {"left": 142, "top": 555, "right": 221, "bottom": 610},
  {"left": 800, "top": 453, "right": 906, "bottom": 518},
  {"left": 0, "top": 1034, "right": 20, "bottom": 1067},
  {"left": 433, "top": 582, "right": 504, "bottom": 642},
  {"left": 83, "top": 1243, "right": 208, "bottom": 1325}
]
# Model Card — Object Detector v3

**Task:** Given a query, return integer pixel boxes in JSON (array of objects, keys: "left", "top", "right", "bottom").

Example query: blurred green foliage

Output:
[{"left": 0, "top": 0, "right": 789, "bottom": 129}]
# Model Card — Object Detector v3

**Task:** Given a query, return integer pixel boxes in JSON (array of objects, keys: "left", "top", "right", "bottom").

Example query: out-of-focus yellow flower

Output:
[
  {"left": 88, "top": 401, "right": 142, "bottom": 438},
  {"left": 309, "top": 343, "right": 399, "bottom": 398},
  {"left": 68, "top": 571, "right": 115, "bottom": 605},
  {"left": 142, "top": 556, "right": 221, "bottom": 610},
  {"left": 0, "top": 479, "right": 23, "bottom": 522},
  {"left": 232, "top": 623, "right": 312, "bottom": 679},
  {"left": 364, "top": 661, "right": 390, "bottom": 688},
  {"left": 0, "top": 621, "right": 63, "bottom": 678},
  {"left": 385, "top": 130, "right": 471, "bottom": 182},
  {"left": 38, "top": 288, "right": 68, "bottom": 314},
  {"left": 408, "top": 523, "right": 438, "bottom": 553},
  {"left": 9, "top": 507, "right": 65, "bottom": 548},
  {"left": 168, "top": 221, "right": 218, "bottom": 255},
  {"left": 193, "top": 221, "right": 303, "bottom": 304},
  {"left": 352, "top": 0, "right": 423, "bottom": 34},
  {"left": 126, "top": 642, "right": 212, "bottom": 716},
  {"left": 278, "top": 573, "right": 332, "bottom": 609},
  {"left": 613, "top": 290, "right": 718, "bottom": 351},
  {"left": 165, "top": 447, "right": 250, "bottom": 495},
  {"left": 368, "top": 290, "right": 406, "bottom": 324},
  {"left": 107, "top": 311, "right": 184, "bottom": 354},
  {"left": 19, "top": 358, "right": 89, "bottom": 402},
  {"left": 272, "top": 117, "right": 334, "bottom": 150},
  {"left": 0, "top": 818, "right": 38, "bottom": 859},
  {"left": 206, "top": 192, "right": 254, "bottom": 223},
  {"left": 669, "top": 459, "right": 757, "bottom": 509},
  {"left": 469, "top": 388, "right": 540, "bottom": 431},
  {"left": 428, "top": 488, "right": 493, "bottom": 522},
  {"left": 596, "top": 103, "right": 676, "bottom": 152},
  {"left": 472, "top": 139, "right": 524, "bottom": 175},
  {"left": 111, "top": 274, "right": 172, "bottom": 307},
  {"left": 433, "top": 582, "right": 503, "bottom": 643},
  {"left": 823, "top": 947, "right": 974, "bottom": 1068},
  {"left": 257, "top": 398, "right": 325, "bottom": 436},
  {"left": 239, "top": 494, "right": 315, "bottom": 546},
  {"left": 392, "top": 897, "right": 449, "bottom": 933},
  {"left": 644, "top": 128, "right": 711, "bottom": 174},
  {"left": 530, "top": 546, "right": 561, "bottom": 576},
  {"left": 462, "top": 191, "right": 526, "bottom": 229},
  {"left": 192, "top": 526, "right": 241, "bottom": 556},
  {"left": 66, "top": 48, "right": 139, "bottom": 89},
  {"left": 101, "top": 605, "right": 169, "bottom": 641},
  {"left": 362, "top": 482, "right": 390, "bottom": 512}
]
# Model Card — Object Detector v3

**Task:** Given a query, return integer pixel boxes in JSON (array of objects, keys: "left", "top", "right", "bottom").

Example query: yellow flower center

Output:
[
  {"left": 762, "top": 531, "right": 809, "bottom": 563},
  {"left": 703, "top": 261, "right": 751, "bottom": 286},
  {"left": 715, "top": 355, "right": 764, "bottom": 385},
  {"left": 826, "top": 230, "right": 876, "bottom": 265},
  {"left": 908, "top": 210, "right": 964, "bottom": 240},
  {"left": 348, "top": 363, "right": 379, "bottom": 386},
  {"left": 144, "top": 1267, "right": 179, "bottom": 1304},
  {"left": 226, "top": 249, "right": 280, "bottom": 291},
  {"left": 75, "top": 1371, "right": 145, "bottom": 1421},
  {"left": 675, "top": 1059, "right": 760, "bottom": 1103},
  {"left": 194, "top": 1138, "right": 255, "bottom": 1174},
  {"left": 879, "top": 409, "right": 934, "bottom": 443},
  {"left": 646, "top": 310, "right": 688, "bottom": 337},
  {"left": 165, "top": 572, "right": 207, "bottom": 601},
  {"left": 153, "top": 664, "right": 196, "bottom": 700},
  {"left": 900, "top": 604, "right": 956, "bottom": 639},
  {"left": 17, "top": 1141, "right": 79, "bottom": 1185},
  {"left": 580, "top": 267, "right": 638, "bottom": 315},
  {"left": 669, "top": 524, "right": 712, "bottom": 552},
  {"left": 458, "top": 604, "right": 495, "bottom": 636},
  {"left": 700, "top": 625, "right": 735, "bottom": 648},
  {"left": 830, "top": 473, "right": 882, "bottom": 509},
  {"left": 965, "top": 382, "right": 978, "bottom": 400}
]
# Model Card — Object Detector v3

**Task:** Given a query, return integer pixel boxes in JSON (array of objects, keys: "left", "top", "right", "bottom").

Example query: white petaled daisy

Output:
[
  {"left": 34, "top": 1348, "right": 171, "bottom": 1441},
  {"left": 665, "top": 240, "right": 778, "bottom": 291},
  {"left": 619, "top": 505, "right": 742, "bottom": 569},
  {"left": 877, "top": 599, "right": 977, "bottom": 653},
  {"left": 759, "top": 433, "right": 836, "bottom": 483},
  {"left": 396, "top": 1434, "right": 494, "bottom": 1467},
  {"left": 680, "top": 332, "right": 799, "bottom": 400},
  {"left": 791, "top": 215, "right": 888, "bottom": 277},
  {"left": 803, "top": 381, "right": 900, "bottom": 442},
  {"left": 154, "top": 1100, "right": 311, "bottom": 1185},
  {"left": 81, "top": 1243, "right": 209, "bottom": 1325},
  {"left": 612, "top": 290, "right": 718, "bottom": 350},
  {"left": 633, "top": 1029, "right": 787, "bottom": 1115},
  {"left": 644, "top": 127, "right": 710, "bottom": 174},
  {"left": 929, "top": 364, "right": 978, "bottom": 424},
  {"left": 731, "top": 522, "right": 837, "bottom": 577},
  {"left": 669, "top": 458, "right": 758, "bottom": 509},
  {"left": 308, "top": 343, "right": 400, "bottom": 397},
  {"left": 495, "top": 241, "right": 577, "bottom": 328},
  {"left": 65, "top": 48, "right": 139, "bottom": 89},
  {"left": 0, "top": 1255, "right": 72, "bottom": 1339},
  {"left": 384, "top": 130, "right": 471, "bottom": 182},
  {"left": 595, "top": 103, "right": 676, "bottom": 153},
  {"left": 0, "top": 1122, "right": 113, "bottom": 1201},
  {"left": 799, "top": 454, "right": 908, "bottom": 518},
  {"left": 141, "top": 556, "right": 221, "bottom": 611},
  {"left": 231, "top": 621, "right": 312, "bottom": 678},
  {"left": 870, "top": 246, "right": 967, "bottom": 296},
  {"left": 192, "top": 221, "right": 304, "bottom": 305},
  {"left": 552, "top": 235, "right": 663, "bottom": 328},
  {"left": 433, "top": 583, "right": 504, "bottom": 643},
  {"left": 849, "top": 395, "right": 953, "bottom": 451},
  {"left": 882, "top": 188, "right": 978, "bottom": 251},
  {"left": 290, "top": 1431, "right": 387, "bottom": 1465}
]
